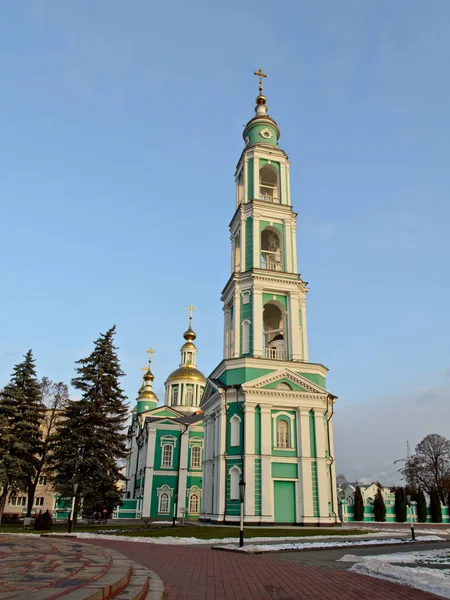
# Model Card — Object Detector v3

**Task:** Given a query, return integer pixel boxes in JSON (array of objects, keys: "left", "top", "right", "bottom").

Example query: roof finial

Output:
[
  {"left": 187, "top": 304, "right": 196, "bottom": 320},
  {"left": 146, "top": 347, "right": 155, "bottom": 364},
  {"left": 184, "top": 304, "right": 197, "bottom": 341},
  {"left": 254, "top": 68, "right": 267, "bottom": 94}
]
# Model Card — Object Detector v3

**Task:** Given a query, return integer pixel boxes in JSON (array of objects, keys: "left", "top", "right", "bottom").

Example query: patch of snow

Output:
[
  {"left": 217, "top": 538, "right": 416, "bottom": 553},
  {"left": 340, "top": 548, "right": 450, "bottom": 565},
  {"left": 350, "top": 560, "right": 450, "bottom": 599}
]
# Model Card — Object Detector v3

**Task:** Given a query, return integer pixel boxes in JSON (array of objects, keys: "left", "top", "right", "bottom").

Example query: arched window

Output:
[
  {"left": 234, "top": 233, "right": 241, "bottom": 271},
  {"left": 263, "top": 302, "right": 286, "bottom": 360},
  {"left": 189, "top": 494, "right": 199, "bottom": 514},
  {"left": 229, "top": 466, "right": 241, "bottom": 500},
  {"left": 242, "top": 320, "right": 250, "bottom": 355},
  {"left": 276, "top": 419, "right": 289, "bottom": 448},
  {"left": 162, "top": 444, "right": 173, "bottom": 467},
  {"left": 230, "top": 414, "right": 241, "bottom": 447},
  {"left": 185, "top": 384, "right": 194, "bottom": 406},
  {"left": 158, "top": 493, "right": 169, "bottom": 513},
  {"left": 259, "top": 164, "right": 279, "bottom": 203},
  {"left": 191, "top": 445, "right": 201, "bottom": 468},
  {"left": 261, "top": 229, "right": 282, "bottom": 271}
]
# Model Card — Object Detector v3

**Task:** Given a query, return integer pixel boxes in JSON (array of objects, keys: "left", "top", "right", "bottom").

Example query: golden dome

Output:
[
  {"left": 181, "top": 341, "right": 196, "bottom": 351},
  {"left": 139, "top": 390, "right": 157, "bottom": 400},
  {"left": 165, "top": 365, "right": 206, "bottom": 384}
]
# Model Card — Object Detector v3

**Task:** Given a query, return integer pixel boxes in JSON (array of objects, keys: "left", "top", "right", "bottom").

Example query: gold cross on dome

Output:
[
  {"left": 187, "top": 304, "right": 196, "bottom": 319},
  {"left": 140, "top": 365, "right": 148, "bottom": 372},
  {"left": 146, "top": 347, "right": 155, "bottom": 362},
  {"left": 254, "top": 68, "right": 267, "bottom": 93}
]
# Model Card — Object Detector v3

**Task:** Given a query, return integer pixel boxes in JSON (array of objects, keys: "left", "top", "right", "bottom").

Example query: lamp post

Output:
[
  {"left": 68, "top": 483, "right": 79, "bottom": 534},
  {"left": 239, "top": 479, "right": 246, "bottom": 548},
  {"left": 406, "top": 494, "right": 416, "bottom": 541},
  {"left": 172, "top": 491, "right": 178, "bottom": 527}
]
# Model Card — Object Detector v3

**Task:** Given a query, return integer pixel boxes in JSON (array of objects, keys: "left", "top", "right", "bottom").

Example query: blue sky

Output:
[{"left": 1, "top": 0, "right": 450, "bottom": 481}]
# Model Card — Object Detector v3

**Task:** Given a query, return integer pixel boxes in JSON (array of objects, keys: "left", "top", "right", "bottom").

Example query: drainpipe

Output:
[
  {"left": 173, "top": 422, "right": 189, "bottom": 526},
  {"left": 325, "top": 395, "right": 338, "bottom": 523},
  {"left": 223, "top": 388, "right": 228, "bottom": 523}
]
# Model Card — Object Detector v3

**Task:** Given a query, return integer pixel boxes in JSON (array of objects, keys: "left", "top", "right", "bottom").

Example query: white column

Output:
[
  {"left": 223, "top": 306, "right": 231, "bottom": 359},
  {"left": 252, "top": 289, "right": 263, "bottom": 358},
  {"left": 315, "top": 411, "right": 330, "bottom": 520},
  {"left": 292, "top": 224, "right": 298, "bottom": 273},
  {"left": 286, "top": 163, "right": 291, "bottom": 206},
  {"left": 177, "top": 430, "right": 189, "bottom": 518},
  {"left": 252, "top": 211, "right": 259, "bottom": 269},
  {"left": 326, "top": 404, "right": 339, "bottom": 521},
  {"left": 244, "top": 157, "right": 248, "bottom": 203},
  {"left": 298, "top": 408, "right": 313, "bottom": 522},
  {"left": 240, "top": 215, "right": 246, "bottom": 271},
  {"left": 284, "top": 219, "right": 292, "bottom": 272},
  {"left": 142, "top": 428, "right": 156, "bottom": 519},
  {"left": 232, "top": 289, "right": 241, "bottom": 358},
  {"left": 231, "top": 235, "right": 235, "bottom": 272},
  {"left": 253, "top": 154, "right": 259, "bottom": 200},
  {"left": 288, "top": 293, "right": 302, "bottom": 361},
  {"left": 280, "top": 163, "right": 287, "bottom": 205},
  {"left": 260, "top": 406, "right": 273, "bottom": 520},
  {"left": 301, "top": 300, "right": 308, "bottom": 361},
  {"left": 202, "top": 416, "right": 213, "bottom": 518},
  {"left": 244, "top": 402, "right": 255, "bottom": 517},
  {"left": 216, "top": 404, "right": 227, "bottom": 519}
]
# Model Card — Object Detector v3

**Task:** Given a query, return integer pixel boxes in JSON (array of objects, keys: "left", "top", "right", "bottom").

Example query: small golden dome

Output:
[
  {"left": 139, "top": 390, "right": 157, "bottom": 400},
  {"left": 183, "top": 323, "right": 196, "bottom": 341},
  {"left": 143, "top": 368, "right": 154, "bottom": 382},
  {"left": 165, "top": 365, "right": 206, "bottom": 384},
  {"left": 181, "top": 341, "right": 196, "bottom": 351},
  {"left": 256, "top": 94, "right": 266, "bottom": 105}
]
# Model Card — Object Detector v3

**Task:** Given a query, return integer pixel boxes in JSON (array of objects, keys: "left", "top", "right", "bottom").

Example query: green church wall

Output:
[
  {"left": 247, "top": 158, "right": 254, "bottom": 201},
  {"left": 225, "top": 458, "right": 242, "bottom": 516},
  {"left": 255, "top": 405, "right": 261, "bottom": 454},
  {"left": 298, "top": 373, "right": 327, "bottom": 389},
  {"left": 154, "top": 430, "right": 182, "bottom": 471},
  {"left": 227, "top": 402, "right": 244, "bottom": 455},
  {"left": 245, "top": 124, "right": 278, "bottom": 149},
  {"left": 245, "top": 217, "right": 253, "bottom": 271},
  {"left": 151, "top": 474, "right": 178, "bottom": 518},
  {"left": 262, "top": 293, "right": 287, "bottom": 309},
  {"left": 272, "top": 462, "right": 298, "bottom": 478},
  {"left": 240, "top": 293, "right": 253, "bottom": 356},
  {"left": 218, "top": 367, "right": 274, "bottom": 386}
]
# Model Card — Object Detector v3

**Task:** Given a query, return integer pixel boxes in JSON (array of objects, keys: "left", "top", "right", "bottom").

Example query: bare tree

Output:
[
  {"left": 403, "top": 434, "right": 450, "bottom": 504},
  {"left": 24, "top": 378, "right": 69, "bottom": 516}
]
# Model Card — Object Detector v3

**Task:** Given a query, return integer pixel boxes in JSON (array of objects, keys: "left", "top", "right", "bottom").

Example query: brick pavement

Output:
[
  {"left": 0, "top": 535, "right": 112, "bottom": 599},
  {"left": 87, "top": 539, "right": 443, "bottom": 600}
]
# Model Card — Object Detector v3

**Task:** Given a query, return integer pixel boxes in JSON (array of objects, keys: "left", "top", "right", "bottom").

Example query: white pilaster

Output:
[
  {"left": 177, "top": 430, "right": 189, "bottom": 518},
  {"left": 240, "top": 215, "right": 246, "bottom": 271},
  {"left": 284, "top": 219, "right": 292, "bottom": 272},
  {"left": 253, "top": 153, "right": 259, "bottom": 199},
  {"left": 301, "top": 300, "right": 308, "bottom": 361},
  {"left": 314, "top": 411, "right": 330, "bottom": 519},
  {"left": 252, "top": 211, "right": 260, "bottom": 268},
  {"left": 216, "top": 405, "right": 227, "bottom": 519},
  {"left": 260, "top": 406, "right": 273, "bottom": 520},
  {"left": 244, "top": 402, "right": 256, "bottom": 516},
  {"left": 232, "top": 289, "right": 241, "bottom": 358},
  {"left": 223, "top": 307, "right": 231, "bottom": 358},
  {"left": 252, "top": 289, "right": 263, "bottom": 358},
  {"left": 244, "top": 157, "right": 248, "bottom": 203},
  {"left": 280, "top": 163, "right": 287, "bottom": 205},
  {"left": 288, "top": 293, "right": 302, "bottom": 361},
  {"left": 142, "top": 428, "right": 156, "bottom": 519},
  {"left": 298, "top": 408, "right": 313, "bottom": 522}
]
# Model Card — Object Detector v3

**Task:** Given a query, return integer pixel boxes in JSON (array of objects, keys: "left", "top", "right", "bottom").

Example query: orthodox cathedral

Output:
[{"left": 122, "top": 72, "right": 338, "bottom": 525}]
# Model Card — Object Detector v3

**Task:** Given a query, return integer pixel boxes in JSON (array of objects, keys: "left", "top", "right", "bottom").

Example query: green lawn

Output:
[{"left": 0, "top": 523, "right": 369, "bottom": 539}]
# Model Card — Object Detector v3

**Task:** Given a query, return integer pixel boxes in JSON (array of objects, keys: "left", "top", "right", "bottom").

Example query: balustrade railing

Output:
[{"left": 264, "top": 348, "right": 287, "bottom": 360}]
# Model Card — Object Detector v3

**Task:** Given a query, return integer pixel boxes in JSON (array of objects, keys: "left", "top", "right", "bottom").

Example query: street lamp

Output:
[
  {"left": 239, "top": 479, "right": 246, "bottom": 548},
  {"left": 172, "top": 491, "right": 178, "bottom": 527},
  {"left": 68, "top": 483, "right": 79, "bottom": 534},
  {"left": 406, "top": 494, "right": 416, "bottom": 541}
]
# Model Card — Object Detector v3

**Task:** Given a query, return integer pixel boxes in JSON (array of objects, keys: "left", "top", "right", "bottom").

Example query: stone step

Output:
[{"left": 112, "top": 562, "right": 164, "bottom": 600}]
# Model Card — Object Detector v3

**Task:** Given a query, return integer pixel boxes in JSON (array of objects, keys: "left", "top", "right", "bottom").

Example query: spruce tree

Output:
[
  {"left": 0, "top": 351, "right": 44, "bottom": 521},
  {"left": 51, "top": 326, "right": 128, "bottom": 518},
  {"left": 429, "top": 486, "right": 443, "bottom": 523},
  {"left": 416, "top": 488, "right": 428, "bottom": 523},
  {"left": 394, "top": 487, "right": 407, "bottom": 522},
  {"left": 373, "top": 485, "right": 386, "bottom": 522},
  {"left": 354, "top": 486, "right": 364, "bottom": 521}
]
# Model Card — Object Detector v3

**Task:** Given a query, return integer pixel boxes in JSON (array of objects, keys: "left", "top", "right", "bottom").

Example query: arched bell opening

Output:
[
  {"left": 259, "top": 164, "right": 279, "bottom": 203},
  {"left": 261, "top": 228, "right": 283, "bottom": 272},
  {"left": 263, "top": 302, "right": 286, "bottom": 360}
]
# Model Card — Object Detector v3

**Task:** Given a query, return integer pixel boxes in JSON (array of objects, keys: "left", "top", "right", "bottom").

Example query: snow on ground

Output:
[
  {"left": 350, "top": 561, "right": 450, "bottom": 599},
  {"left": 216, "top": 537, "right": 440, "bottom": 553},
  {"left": 340, "top": 547, "right": 450, "bottom": 565}
]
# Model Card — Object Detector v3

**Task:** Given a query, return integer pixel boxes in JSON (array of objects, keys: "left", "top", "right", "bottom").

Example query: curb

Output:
[{"left": 211, "top": 537, "right": 450, "bottom": 554}]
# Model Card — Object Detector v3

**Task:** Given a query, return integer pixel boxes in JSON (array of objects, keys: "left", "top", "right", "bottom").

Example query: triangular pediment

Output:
[
  {"left": 241, "top": 368, "right": 327, "bottom": 395},
  {"left": 148, "top": 406, "right": 184, "bottom": 418},
  {"left": 200, "top": 378, "right": 219, "bottom": 407},
  {"left": 156, "top": 419, "right": 179, "bottom": 426}
]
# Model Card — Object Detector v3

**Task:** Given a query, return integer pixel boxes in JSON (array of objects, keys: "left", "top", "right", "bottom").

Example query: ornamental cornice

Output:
[{"left": 245, "top": 389, "right": 328, "bottom": 401}]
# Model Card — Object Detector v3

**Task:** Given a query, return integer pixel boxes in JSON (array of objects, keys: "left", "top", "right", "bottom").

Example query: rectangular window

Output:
[
  {"left": 162, "top": 444, "right": 173, "bottom": 467},
  {"left": 38, "top": 476, "right": 47, "bottom": 486},
  {"left": 190, "top": 445, "right": 201, "bottom": 468},
  {"left": 35, "top": 497, "right": 44, "bottom": 507},
  {"left": 171, "top": 385, "right": 179, "bottom": 405}
]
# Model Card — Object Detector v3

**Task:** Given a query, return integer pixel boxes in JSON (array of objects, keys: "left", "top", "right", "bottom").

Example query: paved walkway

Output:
[
  {"left": 0, "top": 535, "right": 112, "bottom": 599},
  {"left": 87, "top": 539, "right": 443, "bottom": 599}
]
